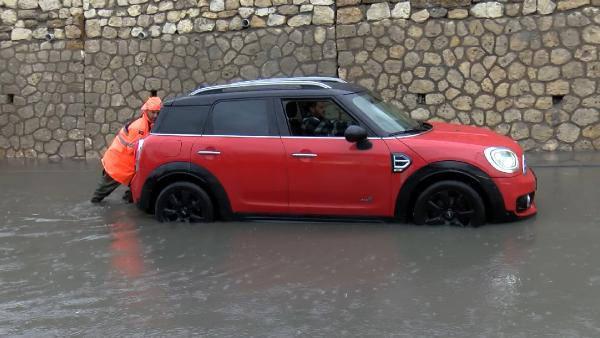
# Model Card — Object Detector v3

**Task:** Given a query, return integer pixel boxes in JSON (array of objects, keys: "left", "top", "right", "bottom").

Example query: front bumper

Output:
[{"left": 492, "top": 168, "right": 538, "bottom": 221}]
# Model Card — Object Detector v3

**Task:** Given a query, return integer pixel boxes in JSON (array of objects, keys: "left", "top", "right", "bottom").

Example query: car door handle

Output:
[
  {"left": 197, "top": 150, "right": 221, "bottom": 155},
  {"left": 291, "top": 153, "right": 317, "bottom": 158}
]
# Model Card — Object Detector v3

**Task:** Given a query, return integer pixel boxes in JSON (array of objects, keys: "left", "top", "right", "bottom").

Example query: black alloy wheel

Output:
[
  {"left": 413, "top": 180, "right": 486, "bottom": 227},
  {"left": 155, "top": 182, "right": 214, "bottom": 223}
]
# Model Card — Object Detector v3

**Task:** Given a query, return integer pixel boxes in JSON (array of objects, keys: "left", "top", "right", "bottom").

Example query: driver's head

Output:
[{"left": 308, "top": 101, "right": 326, "bottom": 118}]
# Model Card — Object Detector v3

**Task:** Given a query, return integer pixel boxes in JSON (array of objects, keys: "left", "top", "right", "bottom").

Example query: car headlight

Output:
[
  {"left": 484, "top": 147, "right": 519, "bottom": 174},
  {"left": 522, "top": 153, "right": 527, "bottom": 175}
]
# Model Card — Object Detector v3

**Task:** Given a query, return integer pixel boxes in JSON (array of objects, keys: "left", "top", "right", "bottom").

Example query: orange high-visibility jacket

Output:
[{"left": 101, "top": 97, "right": 162, "bottom": 185}]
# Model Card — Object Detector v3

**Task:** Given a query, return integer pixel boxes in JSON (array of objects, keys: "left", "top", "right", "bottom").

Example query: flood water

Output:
[{"left": 1, "top": 156, "right": 599, "bottom": 336}]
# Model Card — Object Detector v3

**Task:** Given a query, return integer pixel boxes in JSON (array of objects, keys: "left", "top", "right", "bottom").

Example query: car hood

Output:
[
  {"left": 398, "top": 122, "right": 523, "bottom": 177},
  {"left": 418, "top": 122, "right": 518, "bottom": 147}
]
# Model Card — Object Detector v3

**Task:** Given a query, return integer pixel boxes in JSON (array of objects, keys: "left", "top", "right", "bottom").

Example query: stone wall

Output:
[
  {"left": 0, "top": 0, "right": 599, "bottom": 158},
  {"left": 0, "top": 40, "right": 85, "bottom": 159},
  {"left": 83, "top": 26, "right": 337, "bottom": 157},
  {"left": 337, "top": 8, "right": 600, "bottom": 151}
]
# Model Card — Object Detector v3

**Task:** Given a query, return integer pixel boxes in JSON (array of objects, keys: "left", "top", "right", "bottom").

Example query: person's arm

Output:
[
  {"left": 125, "top": 119, "right": 149, "bottom": 147},
  {"left": 313, "top": 120, "right": 333, "bottom": 136},
  {"left": 302, "top": 116, "right": 320, "bottom": 136},
  {"left": 123, "top": 118, "right": 134, "bottom": 133}
]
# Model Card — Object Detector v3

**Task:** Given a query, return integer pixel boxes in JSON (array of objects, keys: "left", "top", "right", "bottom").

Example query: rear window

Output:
[
  {"left": 204, "top": 99, "right": 276, "bottom": 136},
  {"left": 153, "top": 106, "right": 209, "bottom": 134}
]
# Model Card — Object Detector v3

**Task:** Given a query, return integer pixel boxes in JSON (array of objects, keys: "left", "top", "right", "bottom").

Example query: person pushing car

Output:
[{"left": 91, "top": 96, "right": 162, "bottom": 204}]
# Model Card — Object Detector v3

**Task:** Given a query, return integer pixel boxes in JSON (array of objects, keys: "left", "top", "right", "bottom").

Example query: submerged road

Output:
[{"left": 1, "top": 152, "right": 599, "bottom": 336}]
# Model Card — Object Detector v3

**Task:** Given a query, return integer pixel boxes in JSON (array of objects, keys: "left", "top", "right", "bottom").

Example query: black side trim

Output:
[
  {"left": 137, "top": 162, "right": 233, "bottom": 220},
  {"left": 395, "top": 161, "right": 511, "bottom": 223},
  {"left": 235, "top": 213, "right": 392, "bottom": 223}
]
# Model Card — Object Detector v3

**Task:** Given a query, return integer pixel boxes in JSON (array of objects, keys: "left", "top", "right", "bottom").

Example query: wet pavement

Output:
[{"left": 1, "top": 153, "right": 600, "bottom": 336}]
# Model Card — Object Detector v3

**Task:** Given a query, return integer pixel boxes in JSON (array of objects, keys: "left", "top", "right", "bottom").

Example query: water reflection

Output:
[
  {"left": 108, "top": 218, "right": 145, "bottom": 279},
  {"left": 220, "top": 224, "right": 403, "bottom": 290},
  {"left": 102, "top": 219, "right": 535, "bottom": 334}
]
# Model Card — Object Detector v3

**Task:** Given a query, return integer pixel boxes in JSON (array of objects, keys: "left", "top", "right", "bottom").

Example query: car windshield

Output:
[{"left": 347, "top": 92, "right": 423, "bottom": 136}]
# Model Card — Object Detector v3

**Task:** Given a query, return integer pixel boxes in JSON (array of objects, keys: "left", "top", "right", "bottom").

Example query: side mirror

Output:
[{"left": 344, "top": 125, "right": 372, "bottom": 150}]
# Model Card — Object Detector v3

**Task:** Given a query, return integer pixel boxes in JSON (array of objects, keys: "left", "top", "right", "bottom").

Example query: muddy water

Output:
[{"left": 1, "top": 159, "right": 599, "bottom": 336}]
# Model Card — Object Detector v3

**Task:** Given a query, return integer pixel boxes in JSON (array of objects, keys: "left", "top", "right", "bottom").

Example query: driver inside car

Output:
[{"left": 301, "top": 101, "right": 349, "bottom": 137}]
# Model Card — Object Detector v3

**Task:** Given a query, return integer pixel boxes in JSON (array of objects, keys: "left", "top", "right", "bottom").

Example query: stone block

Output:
[
  {"left": 288, "top": 13, "right": 312, "bottom": 26},
  {"left": 11, "top": 28, "right": 32, "bottom": 40},
  {"left": 267, "top": 13, "right": 286, "bottom": 26},
  {"left": 367, "top": 3, "right": 390, "bottom": 21},
  {"left": 337, "top": 7, "right": 362, "bottom": 24},
  {"left": 557, "top": 0, "right": 590, "bottom": 11},
  {"left": 531, "top": 124, "right": 554, "bottom": 141},
  {"left": 448, "top": 9, "right": 467, "bottom": 19},
  {"left": 537, "top": 0, "right": 556, "bottom": 15},
  {"left": 582, "top": 26, "right": 600, "bottom": 44},
  {"left": 572, "top": 108, "right": 599, "bottom": 126},
  {"left": 556, "top": 123, "right": 580, "bottom": 142},
  {"left": 1, "top": 9, "right": 18, "bottom": 25},
  {"left": 391, "top": 2, "right": 410, "bottom": 19},
  {"left": 411, "top": 9, "right": 429, "bottom": 23},
  {"left": 470, "top": 2, "right": 503, "bottom": 19},
  {"left": 18, "top": 0, "right": 38, "bottom": 9},
  {"left": 523, "top": 0, "right": 536, "bottom": 15},
  {"left": 312, "top": 6, "right": 334, "bottom": 24}
]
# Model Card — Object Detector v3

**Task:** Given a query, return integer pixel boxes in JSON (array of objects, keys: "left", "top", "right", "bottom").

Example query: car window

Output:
[
  {"left": 205, "top": 99, "right": 275, "bottom": 136},
  {"left": 152, "top": 106, "right": 209, "bottom": 134},
  {"left": 282, "top": 99, "right": 357, "bottom": 137},
  {"left": 347, "top": 93, "right": 421, "bottom": 135}
]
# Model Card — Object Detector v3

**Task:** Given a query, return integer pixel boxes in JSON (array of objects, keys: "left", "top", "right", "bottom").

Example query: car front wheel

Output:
[
  {"left": 412, "top": 180, "right": 485, "bottom": 227},
  {"left": 155, "top": 182, "right": 214, "bottom": 223}
]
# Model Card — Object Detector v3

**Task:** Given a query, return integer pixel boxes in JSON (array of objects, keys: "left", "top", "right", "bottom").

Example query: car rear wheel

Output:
[
  {"left": 413, "top": 180, "right": 485, "bottom": 227},
  {"left": 155, "top": 182, "right": 214, "bottom": 223}
]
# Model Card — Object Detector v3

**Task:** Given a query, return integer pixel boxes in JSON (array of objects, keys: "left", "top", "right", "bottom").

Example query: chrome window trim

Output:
[
  {"left": 150, "top": 133, "right": 281, "bottom": 138},
  {"left": 150, "top": 133, "right": 202, "bottom": 137},
  {"left": 150, "top": 132, "right": 433, "bottom": 140},
  {"left": 150, "top": 133, "right": 381, "bottom": 140},
  {"left": 382, "top": 128, "right": 433, "bottom": 139}
]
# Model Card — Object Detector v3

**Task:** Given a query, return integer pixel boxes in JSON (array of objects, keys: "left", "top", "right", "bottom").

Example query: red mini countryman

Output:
[{"left": 130, "top": 77, "right": 537, "bottom": 226}]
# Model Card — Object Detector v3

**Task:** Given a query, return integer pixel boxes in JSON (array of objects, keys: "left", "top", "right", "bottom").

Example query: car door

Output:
[
  {"left": 190, "top": 98, "right": 288, "bottom": 214},
  {"left": 278, "top": 97, "right": 393, "bottom": 217}
]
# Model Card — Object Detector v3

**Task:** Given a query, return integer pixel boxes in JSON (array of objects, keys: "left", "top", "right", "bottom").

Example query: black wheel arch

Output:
[
  {"left": 395, "top": 161, "right": 510, "bottom": 223},
  {"left": 137, "top": 162, "right": 233, "bottom": 220}
]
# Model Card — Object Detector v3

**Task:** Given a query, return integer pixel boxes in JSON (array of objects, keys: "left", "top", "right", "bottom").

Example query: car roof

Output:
[{"left": 163, "top": 77, "right": 367, "bottom": 106}]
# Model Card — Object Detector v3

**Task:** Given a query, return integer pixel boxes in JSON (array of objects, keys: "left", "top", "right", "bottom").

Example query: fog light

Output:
[{"left": 516, "top": 193, "right": 534, "bottom": 212}]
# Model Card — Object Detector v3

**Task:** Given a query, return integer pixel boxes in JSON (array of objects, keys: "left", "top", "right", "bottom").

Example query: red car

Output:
[{"left": 131, "top": 77, "right": 537, "bottom": 226}]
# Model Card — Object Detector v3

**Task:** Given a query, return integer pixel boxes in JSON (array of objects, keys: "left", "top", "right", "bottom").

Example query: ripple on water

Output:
[
  {"left": 0, "top": 261, "right": 25, "bottom": 272},
  {"left": 55, "top": 202, "right": 105, "bottom": 222},
  {"left": 65, "top": 234, "right": 111, "bottom": 244}
]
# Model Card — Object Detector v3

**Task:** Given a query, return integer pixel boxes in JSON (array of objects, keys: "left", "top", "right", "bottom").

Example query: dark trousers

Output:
[{"left": 91, "top": 170, "right": 121, "bottom": 202}]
